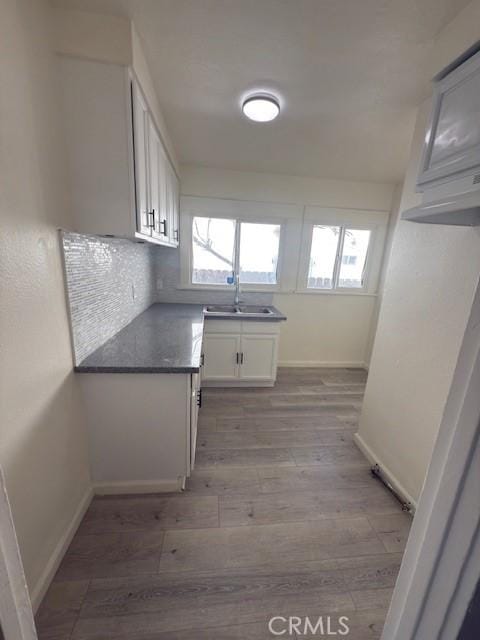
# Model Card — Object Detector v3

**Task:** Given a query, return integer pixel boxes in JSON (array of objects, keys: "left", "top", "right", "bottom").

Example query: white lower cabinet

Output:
[
  {"left": 239, "top": 334, "right": 279, "bottom": 381},
  {"left": 78, "top": 372, "right": 199, "bottom": 492},
  {"left": 202, "top": 320, "right": 280, "bottom": 386},
  {"left": 190, "top": 372, "right": 201, "bottom": 471},
  {"left": 202, "top": 333, "right": 241, "bottom": 381}
]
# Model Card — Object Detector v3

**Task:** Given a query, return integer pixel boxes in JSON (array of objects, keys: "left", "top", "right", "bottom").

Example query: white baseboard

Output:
[
  {"left": 30, "top": 477, "right": 184, "bottom": 611},
  {"left": 278, "top": 360, "right": 368, "bottom": 369},
  {"left": 354, "top": 432, "right": 417, "bottom": 511},
  {"left": 93, "top": 478, "right": 183, "bottom": 495},
  {"left": 30, "top": 485, "right": 93, "bottom": 612}
]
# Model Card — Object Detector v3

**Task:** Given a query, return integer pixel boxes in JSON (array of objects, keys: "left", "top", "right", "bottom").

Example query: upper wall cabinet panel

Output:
[
  {"left": 58, "top": 56, "right": 179, "bottom": 247},
  {"left": 418, "top": 49, "right": 480, "bottom": 190}
]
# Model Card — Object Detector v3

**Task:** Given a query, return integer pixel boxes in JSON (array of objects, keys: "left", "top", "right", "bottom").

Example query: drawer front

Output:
[
  {"left": 204, "top": 319, "right": 242, "bottom": 334},
  {"left": 241, "top": 321, "right": 281, "bottom": 335}
]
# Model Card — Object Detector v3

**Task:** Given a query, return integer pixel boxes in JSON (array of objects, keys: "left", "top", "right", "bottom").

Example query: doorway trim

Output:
[
  {"left": 0, "top": 467, "right": 37, "bottom": 640},
  {"left": 381, "top": 278, "right": 480, "bottom": 639}
]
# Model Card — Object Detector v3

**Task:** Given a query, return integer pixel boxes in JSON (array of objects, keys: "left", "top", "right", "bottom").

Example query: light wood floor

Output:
[{"left": 36, "top": 368, "right": 412, "bottom": 639}]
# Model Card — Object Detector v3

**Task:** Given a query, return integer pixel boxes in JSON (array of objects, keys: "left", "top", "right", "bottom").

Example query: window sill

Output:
[
  {"left": 177, "top": 284, "right": 281, "bottom": 293},
  {"left": 291, "top": 289, "right": 378, "bottom": 297},
  {"left": 176, "top": 284, "right": 377, "bottom": 297}
]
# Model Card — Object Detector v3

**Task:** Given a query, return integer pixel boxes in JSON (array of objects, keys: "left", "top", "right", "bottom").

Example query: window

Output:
[
  {"left": 307, "top": 225, "right": 340, "bottom": 289},
  {"left": 191, "top": 216, "right": 281, "bottom": 286},
  {"left": 239, "top": 222, "right": 280, "bottom": 284},
  {"left": 306, "top": 225, "right": 372, "bottom": 291},
  {"left": 192, "top": 217, "right": 235, "bottom": 285},
  {"left": 338, "top": 229, "right": 371, "bottom": 288}
]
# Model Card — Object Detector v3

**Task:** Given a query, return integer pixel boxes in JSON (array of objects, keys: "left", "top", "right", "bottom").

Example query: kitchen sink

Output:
[
  {"left": 237, "top": 306, "right": 273, "bottom": 315},
  {"left": 204, "top": 305, "right": 239, "bottom": 314},
  {"left": 204, "top": 305, "right": 273, "bottom": 316}
]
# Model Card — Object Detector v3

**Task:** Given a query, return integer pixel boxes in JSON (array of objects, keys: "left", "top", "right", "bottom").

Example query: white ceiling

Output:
[{"left": 53, "top": 0, "right": 470, "bottom": 183}]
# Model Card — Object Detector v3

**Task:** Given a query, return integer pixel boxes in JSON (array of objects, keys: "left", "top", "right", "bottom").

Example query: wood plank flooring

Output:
[{"left": 36, "top": 367, "right": 412, "bottom": 639}]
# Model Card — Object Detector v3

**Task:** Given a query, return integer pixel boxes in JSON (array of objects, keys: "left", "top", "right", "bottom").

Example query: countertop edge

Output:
[{"left": 75, "top": 365, "right": 201, "bottom": 374}]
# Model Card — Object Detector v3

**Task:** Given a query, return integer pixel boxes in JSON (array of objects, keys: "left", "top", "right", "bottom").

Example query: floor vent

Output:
[{"left": 371, "top": 464, "right": 413, "bottom": 513}]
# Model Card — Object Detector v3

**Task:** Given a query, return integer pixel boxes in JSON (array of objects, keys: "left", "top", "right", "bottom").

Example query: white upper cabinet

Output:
[
  {"left": 58, "top": 56, "right": 179, "bottom": 247},
  {"left": 418, "top": 49, "right": 480, "bottom": 190},
  {"left": 172, "top": 169, "right": 180, "bottom": 244},
  {"left": 131, "top": 81, "right": 150, "bottom": 237},
  {"left": 166, "top": 162, "right": 180, "bottom": 245},
  {"left": 131, "top": 83, "right": 179, "bottom": 246}
]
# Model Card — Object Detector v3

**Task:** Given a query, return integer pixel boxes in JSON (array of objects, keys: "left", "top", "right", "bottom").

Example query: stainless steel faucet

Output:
[{"left": 233, "top": 272, "right": 242, "bottom": 306}]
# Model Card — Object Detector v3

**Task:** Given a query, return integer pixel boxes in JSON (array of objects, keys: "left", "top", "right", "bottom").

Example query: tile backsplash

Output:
[
  {"left": 154, "top": 247, "right": 274, "bottom": 306},
  {"left": 62, "top": 232, "right": 156, "bottom": 364}
]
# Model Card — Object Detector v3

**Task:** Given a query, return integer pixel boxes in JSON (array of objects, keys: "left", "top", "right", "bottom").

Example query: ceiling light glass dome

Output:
[{"left": 242, "top": 94, "right": 280, "bottom": 122}]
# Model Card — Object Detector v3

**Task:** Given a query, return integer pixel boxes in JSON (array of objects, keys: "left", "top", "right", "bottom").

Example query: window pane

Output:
[
  {"left": 307, "top": 225, "right": 341, "bottom": 289},
  {"left": 338, "top": 228, "right": 371, "bottom": 288},
  {"left": 239, "top": 223, "right": 280, "bottom": 285},
  {"left": 192, "top": 216, "right": 236, "bottom": 285}
]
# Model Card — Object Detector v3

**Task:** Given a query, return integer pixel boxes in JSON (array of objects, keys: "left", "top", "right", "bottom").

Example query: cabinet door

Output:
[
  {"left": 164, "top": 162, "right": 179, "bottom": 246},
  {"left": 156, "top": 143, "right": 169, "bottom": 241},
  {"left": 164, "top": 161, "right": 173, "bottom": 243},
  {"left": 147, "top": 116, "right": 161, "bottom": 239},
  {"left": 171, "top": 169, "right": 180, "bottom": 246},
  {"left": 239, "top": 334, "right": 278, "bottom": 381},
  {"left": 131, "top": 81, "right": 151, "bottom": 236},
  {"left": 202, "top": 334, "right": 240, "bottom": 381},
  {"left": 190, "top": 373, "right": 201, "bottom": 471}
]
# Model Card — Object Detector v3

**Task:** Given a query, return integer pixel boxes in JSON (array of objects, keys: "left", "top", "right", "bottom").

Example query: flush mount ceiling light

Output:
[{"left": 242, "top": 94, "right": 280, "bottom": 122}]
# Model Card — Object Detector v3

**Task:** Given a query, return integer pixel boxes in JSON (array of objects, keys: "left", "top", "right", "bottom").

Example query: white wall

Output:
[
  {"left": 180, "top": 165, "right": 396, "bottom": 367},
  {"left": 357, "top": 0, "right": 480, "bottom": 504},
  {"left": 0, "top": 0, "right": 91, "bottom": 608},
  {"left": 53, "top": 7, "right": 132, "bottom": 66},
  {"left": 364, "top": 184, "right": 403, "bottom": 366},
  {"left": 52, "top": 7, "right": 179, "bottom": 174},
  {"left": 181, "top": 165, "right": 395, "bottom": 210}
]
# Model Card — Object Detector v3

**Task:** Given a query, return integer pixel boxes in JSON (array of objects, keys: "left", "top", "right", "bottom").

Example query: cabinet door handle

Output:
[
  {"left": 236, "top": 352, "right": 239, "bottom": 364},
  {"left": 147, "top": 209, "right": 155, "bottom": 229},
  {"left": 160, "top": 219, "right": 168, "bottom": 236},
  {"left": 240, "top": 352, "right": 244, "bottom": 364},
  {"left": 200, "top": 353, "right": 204, "bottom": 366},
  {"left": 174, "top": 229, "right": 179, "bottom": 241}
]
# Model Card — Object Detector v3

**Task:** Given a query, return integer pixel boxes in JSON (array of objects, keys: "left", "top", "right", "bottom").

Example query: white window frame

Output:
[
  {"left": 296, "top": 207, "right": 388, "bottom": 296},
  {"left": 180, "top": 197, "right": 295, "bottom": 292}
]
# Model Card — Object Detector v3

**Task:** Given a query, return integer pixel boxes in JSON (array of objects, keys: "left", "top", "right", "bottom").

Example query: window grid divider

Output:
[
  {"left": 233, "top": 220, "right": 241, "bottom": 279},
  {"left": 332, "top": 226, "right": 346, "bottom": 289}
]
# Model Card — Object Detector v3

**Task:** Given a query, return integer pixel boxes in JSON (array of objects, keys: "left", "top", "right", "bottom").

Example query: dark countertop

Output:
[{"left": 75, "top": 303, "right": 205, "bottom": 374}]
